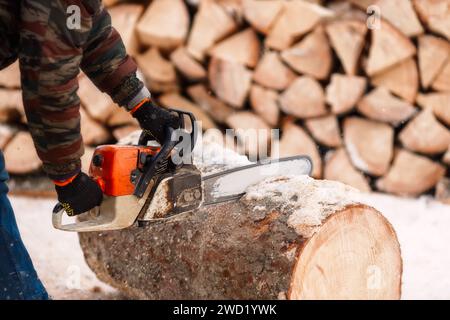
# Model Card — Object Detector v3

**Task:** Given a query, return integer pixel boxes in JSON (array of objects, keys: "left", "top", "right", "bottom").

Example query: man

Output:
[{"left": 0, "top": 0, "right": 180, "bottom": 299}]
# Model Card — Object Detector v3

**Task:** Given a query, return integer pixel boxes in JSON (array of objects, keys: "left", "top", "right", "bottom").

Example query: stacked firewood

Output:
[{"left": 0, "top": 0, "right": 449, "bottom": 201}]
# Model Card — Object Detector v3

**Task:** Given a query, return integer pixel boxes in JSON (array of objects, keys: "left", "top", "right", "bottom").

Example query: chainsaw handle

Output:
[{"left": 137, "top": 108, "right": 198, "bottom": 152}]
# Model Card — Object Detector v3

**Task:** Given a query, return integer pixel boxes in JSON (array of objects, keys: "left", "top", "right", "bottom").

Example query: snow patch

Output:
[{"left": 243, "top": 175, "right": 362, "bottom": 238}]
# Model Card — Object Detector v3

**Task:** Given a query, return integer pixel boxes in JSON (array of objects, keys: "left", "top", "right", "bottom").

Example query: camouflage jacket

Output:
[{"left": 0, "top": 0, "right": 144, "bottom": 179}]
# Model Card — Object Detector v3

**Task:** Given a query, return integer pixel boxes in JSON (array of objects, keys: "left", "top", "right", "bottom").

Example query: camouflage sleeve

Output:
[
  {"left": 19, "top": 0, "right": 144, "bottom": 180},
  {"left": 81, "top": 2, "right": 144, "bottom": 108},
  {"left": 19, "top": 0, "right": 91, "bottom": 180}
]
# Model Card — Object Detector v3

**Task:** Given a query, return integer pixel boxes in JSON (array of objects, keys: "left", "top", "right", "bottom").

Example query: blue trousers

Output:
[{"left": 0, "top": 151, "right": 48, "bottom": 300}]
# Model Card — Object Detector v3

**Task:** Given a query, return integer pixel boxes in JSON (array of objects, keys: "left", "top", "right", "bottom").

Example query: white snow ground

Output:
[{"left": 9, "top": 192, "right": 450, "bottom": 300}]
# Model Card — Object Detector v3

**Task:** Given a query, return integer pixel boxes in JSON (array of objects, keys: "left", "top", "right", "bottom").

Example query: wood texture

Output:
[
  {"left": 326, "top": 74, "right": 367, "bottom": 114},
  {"left": 325, "top": 148, "right": 371, "bottom": 192},
  {"left": 136, "top": 0, "right": 189, "bottom": 50},
  {"left": 279, "top": 77, "right": 327, "bottom": 119},
  {"left": 357, "top": 87, "right": 417, "bottom": 126},
  {"left": 344, "top": 117, "right": 394, "bottom": 176},
  {"left": 377, "top": 149, "right": 446, "bottom": 196}
]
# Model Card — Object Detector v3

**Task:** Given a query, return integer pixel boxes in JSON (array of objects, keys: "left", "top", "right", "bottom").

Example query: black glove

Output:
[
  {"left": 55, "top": 172, "right": 103, "bottom": 216},
  {"left": 131, "top": 100, "right": 182, "bottom": 144}
]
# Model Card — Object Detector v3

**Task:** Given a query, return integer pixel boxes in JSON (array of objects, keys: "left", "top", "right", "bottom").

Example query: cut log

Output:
[
  {"left": 81, "top": 146, "right": 95, "bottom": 173},
  {"left": 305, "top": 115, "right": 342, "bottom": 148},
  {"left": 375, "top": 0, "right": 424, "bottom": 37},
  {"left": 78, "top": 74, "right": 115, "bottom": 123},
  {"left": 324, "top": 148, "right": 371, "bottom": 193},
  {"left": 79, "top": 146, "right": 401, "bottom": 299},
  {"left": 159, "top": 93, "right": 216, "bottom": 130},
  {"left": 187, "top": 0, "right": 238, "bottom": 61},
  {"left": 109, "top": 4, "right": 144, "bottom": 56},
  {"left": 357, "top": 87, "right": 417, "bottom": 126},
  {"left": 103, "top": 0, "right": 120, "bottom": 7},
  {"left": 136, "top": 48, "right": 177, "bottom": 91},
  {"left": 417, "top": 92, "right": 450, "bottom": 126},
  {"left": 344, "top": 117, "right": 394, "bottom": 176},
  {"left": 432, "top": 59, "right": 450, "bottom": 92},
  {"left": 278, "top": 122, "right": 322, "bottom": 178},
  {"left": 418, "top": 35, "right": 450, "bottom": 89},
  {"left": 136, "top": 0, "right": 189, "bottom": 50},
  {"left": 413, "top": 0, "right": 450, "bottom": 41},
  {"left": 80, "top": 108, "right": 111, "bottom": 146},
  {"left": 347, "top": 0, "right": 376, "bottom": 9},
  {"left": 4, "top": 131, "right": 42, "bottom": 174},
  {"left": 225, "top": 111, "right": 271, "bottom": 159},
  {"left": 399, "top": 109, "right": 450, "bottom": 155},
  {"left": 281, "top": 26, "right": 332, "bottom": 80},
  {"left": 366, "top": 19, "right": 416, "bottom": 76},
  {"left": 326, "top": 74, "right": 367, "bottom": 115},
  {"left": 377, "top": 149, "right": 446, "bottom": 197},
  {"left": 435, "top": 178, "right": 450, "bottom": 205},
  {"left": 187, "top": 84, "right": 234, "bottom": 124},
  {"left": 279, "top": 76, "right": 327, "bottom": 119},
  {"left": 371, "top": 58, "right": 419, "bottom": 103},
  {"left": 444, "top": 147, "right": 450, "bottom": 165},
  {"left": 0, "top": 124, "right": 17, "bottom": 149},
  {"left": 170, "top": 47, "right": 207, "bottom": 82},
  {"left": 208, "top": 28, "right": 261, "bottom": 68},
  {"left": 325, "top": 19, "right": 367, "bottom": 75},
  {"left": 327, "top": 1, "right": 368, "bottom": 21},
  {"left": 249, "top": 85, "right": 280, "bottom": 127},
  {"left": 266, "top": 1, "right": 334, "bottom": 50},
  {"left": 253, "top": 51, "right": 296, "bottom": 91},
  {"left": 0, "top": 89, "right": 24, "bottom": 123},
  {"left": 0, "top": 61, "right": 20, "bottom": 89},
  {"left": 208, "top": 58, "right": 252, "bottom": 109},
  {"left": 242, "top": 0, "right": 284, "bottom": 34}
]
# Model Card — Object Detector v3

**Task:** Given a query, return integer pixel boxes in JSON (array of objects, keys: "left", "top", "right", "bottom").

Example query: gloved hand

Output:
[
  {"left": 54, "top": 172, "right": 103, "bottom": 216},
  {"left": 130, "top": 99, "right": 182, "bottom": 144}
]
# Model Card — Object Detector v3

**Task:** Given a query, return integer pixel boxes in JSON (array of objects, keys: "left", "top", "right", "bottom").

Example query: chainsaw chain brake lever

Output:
[{"left": 134, "top": 108, "right": 198, "bottom": 198}]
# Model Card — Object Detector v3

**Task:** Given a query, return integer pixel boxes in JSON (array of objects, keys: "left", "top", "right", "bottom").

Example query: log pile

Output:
[
  {"left": 0, "top": 0, "right": 449, "bottom": 201},
  {"left": 79, "top": 141, "right": 402, "bottom": 299}
]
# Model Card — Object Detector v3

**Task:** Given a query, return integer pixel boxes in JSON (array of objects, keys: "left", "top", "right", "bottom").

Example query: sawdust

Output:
[{"left": 243, "top": 175, "right": 362, "bottom": 238}]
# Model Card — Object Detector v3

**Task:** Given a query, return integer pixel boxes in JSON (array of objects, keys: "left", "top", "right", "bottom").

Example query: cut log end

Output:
[{"left": 289, "top": 205, "right": 401, "bottom": 300}]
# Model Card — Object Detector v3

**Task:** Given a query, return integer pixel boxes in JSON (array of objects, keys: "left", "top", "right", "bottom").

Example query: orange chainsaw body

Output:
[{"left": 89, "top": 145, "right": 161, "bottom": 197}]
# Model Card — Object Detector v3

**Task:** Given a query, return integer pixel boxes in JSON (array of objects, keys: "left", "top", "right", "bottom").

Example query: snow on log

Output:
[{"left": 78, "top": 141, "right": 402, "bottom": 300}]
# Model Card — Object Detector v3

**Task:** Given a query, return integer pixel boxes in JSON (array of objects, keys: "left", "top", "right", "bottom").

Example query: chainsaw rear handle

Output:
[
  {"left": 138, "top": 108, "right": 198, "bottom": 153},
  {"left": 134, "top": 109, "right": 198, "bottom": 198}
]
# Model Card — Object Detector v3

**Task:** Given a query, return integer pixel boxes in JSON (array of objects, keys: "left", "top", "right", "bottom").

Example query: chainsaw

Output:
[{"left": 52, "top": 109, "right": 313, "bottom": 232}]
